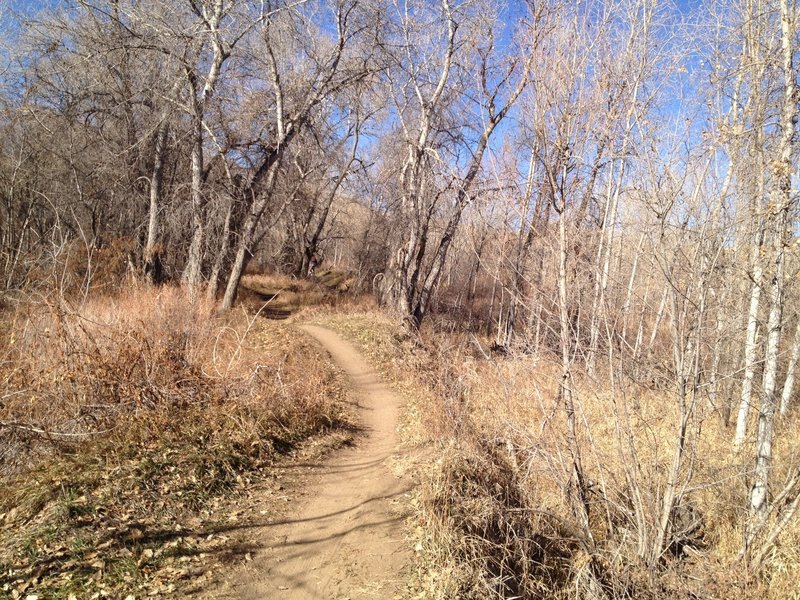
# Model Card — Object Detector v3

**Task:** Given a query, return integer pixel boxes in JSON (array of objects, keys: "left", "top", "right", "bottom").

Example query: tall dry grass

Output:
[
  {"left": 1, "top": 286, "right": 346, "bottom": 474},
  {"left": 0, "top": 284, "right": 350, "bottom": 596}
]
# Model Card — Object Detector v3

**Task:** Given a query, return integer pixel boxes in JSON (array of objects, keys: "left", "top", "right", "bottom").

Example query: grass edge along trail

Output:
[{"left": 315, "top": 310, "right": 800, "bottom": 600}]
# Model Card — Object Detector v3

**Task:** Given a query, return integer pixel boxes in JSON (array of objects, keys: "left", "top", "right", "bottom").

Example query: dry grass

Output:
[
  {"left": 316, "top": 311, "right": 800, "bottom": 599},
  {"left": 240, "top": 270, "right": 359, "bottom": 308},
  {"left": 0, "top": 284, "right": 352, "bottom": 598}
]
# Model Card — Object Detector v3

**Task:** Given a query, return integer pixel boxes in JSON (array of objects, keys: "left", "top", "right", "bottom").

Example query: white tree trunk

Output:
[
  {"left": 749, "top": 0, "right": 796, "bottom": 517},
  {"left": 559, "top": 212, "right": 589, "bottom": 527},
  {"left": 620, "top": 232, "right": 646, "bottom": 345},
  {"left": 779, "top": 318, "right": 800, "bottom": 415},
  {"left": 183, "top": 119, "right": 206, "bottom": 292},
  {"left": 144, "top": 119, "right": 169, "bottom": 285},
  {"left": 751, "top": 228, "right": 783, "bottom": 515},
  {"left": 734, "top": 238, "right": 764, "bottom": 450},
  {"left": 646, "top": 286, "right": 669, "bottom": 357},
  {"left": 182, "top": 2, "right": 227, "bottom": 293},
  {"left": 221, "top": 161, "right": 281, "bottom": 310}
]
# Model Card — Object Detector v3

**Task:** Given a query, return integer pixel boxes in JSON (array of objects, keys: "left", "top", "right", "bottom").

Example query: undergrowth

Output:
[
  {"left": 318, "top": 310, "right": 800, "bottom": 600},
  {"left": 0, "top": 285, "right": 350, "bottom": 598}
]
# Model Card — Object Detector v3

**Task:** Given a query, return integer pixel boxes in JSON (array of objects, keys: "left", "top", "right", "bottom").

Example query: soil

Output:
[{"left": 206, "top": 324, "right": 413, "bottom": 599}]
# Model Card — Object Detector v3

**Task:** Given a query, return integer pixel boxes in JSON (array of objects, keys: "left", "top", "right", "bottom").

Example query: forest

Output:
[{"left": 1, "top": 0, "right": 799, "bottom": 597}]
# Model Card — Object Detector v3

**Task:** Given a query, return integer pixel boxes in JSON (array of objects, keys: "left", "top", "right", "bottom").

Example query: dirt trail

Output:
[{"left": 211, "top": 324, "right": 412, "bottom": 599}]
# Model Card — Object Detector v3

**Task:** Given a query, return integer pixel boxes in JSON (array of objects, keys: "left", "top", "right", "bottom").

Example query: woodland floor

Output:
[{"left": 204, "top": 324, "right": 414, "bottom": 599}]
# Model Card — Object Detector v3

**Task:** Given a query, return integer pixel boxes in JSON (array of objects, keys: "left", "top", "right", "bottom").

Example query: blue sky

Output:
[{"left": 6, "top": 0, "right": 60, "bottom": 15}]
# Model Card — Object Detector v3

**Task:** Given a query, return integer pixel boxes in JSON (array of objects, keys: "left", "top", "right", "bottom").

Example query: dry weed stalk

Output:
[{"left": 0, "top": 284, "right": 347, "bottom": 482}]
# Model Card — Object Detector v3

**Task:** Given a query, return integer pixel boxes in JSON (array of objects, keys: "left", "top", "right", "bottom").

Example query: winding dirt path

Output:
[{"left": 211, "top": 324, "right": 412, "bottom": 599}]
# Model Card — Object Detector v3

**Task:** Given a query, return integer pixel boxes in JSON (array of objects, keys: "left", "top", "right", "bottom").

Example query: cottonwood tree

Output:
[
  {"left": 484, "top": 137, "right": 552, "bottom": 349},
  {"left": 219, "top": 0, "right": 380, "bottom": 309},
  {"left": 499, "top": 0, "right": 733, "bottom": 574},
  {"left": 177, "top": 0, "right": 260, "bottom": 292},
  {"left": 703, "top": 0, "right": 800, "bottom": 556},
  {"left": 377, "top": 0, "right": 533, "bottom": 329},
  {"left": 96, "top": 0, "right": 261, "bottom": 292},
  {"left": 279, "top": 90, "right": 373, "bottom": 277},
  {"left": 727, "top": 0, "right": 779, "bottom": 451},
  {"left": 582, "top": 2, "right": 666, "bottom": 375},
  {"left": 1, "top": 3, "right": 180, "bottom": 289},
  {"left": 490, "top": 0, "right": 660, "bottom": 354},
  {"left": 748, "top": 0, "right": 797, "bottom": 524},
  {"left": 501, "top": 0, "right": 617, "bottom": 576},
  {"left": 80, "top": 0, "right": 263, "bottom": 289}
]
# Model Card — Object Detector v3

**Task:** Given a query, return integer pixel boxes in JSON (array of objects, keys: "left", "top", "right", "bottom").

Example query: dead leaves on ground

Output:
[{"left": 0, "top": 470, "right": 293, "bottom": 599}]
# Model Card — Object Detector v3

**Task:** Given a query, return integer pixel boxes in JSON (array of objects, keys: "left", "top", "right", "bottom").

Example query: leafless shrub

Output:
[{"left": 0, "top": 285, "right": 348, "bottom": 493}]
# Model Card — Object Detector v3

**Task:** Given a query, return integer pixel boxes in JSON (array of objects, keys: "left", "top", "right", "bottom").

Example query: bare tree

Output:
[
  {"left": 219, "top": 0, "right": 379, "bottom": 309},
  {"left": 378, "top": 0, "right": 533, "bottom": 329},
  {"left": 749, "top": 0, "right": 796, "bottom": 520}
]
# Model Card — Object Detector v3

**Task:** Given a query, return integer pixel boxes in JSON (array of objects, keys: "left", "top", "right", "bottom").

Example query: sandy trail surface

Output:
[{"left": 209, "top": 324, "right": 412, "bottom": 599}]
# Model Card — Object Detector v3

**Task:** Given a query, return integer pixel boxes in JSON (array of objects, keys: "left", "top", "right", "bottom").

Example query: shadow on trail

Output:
[{"left": 271, "top": 455, "right": 391, "bottom": 474}]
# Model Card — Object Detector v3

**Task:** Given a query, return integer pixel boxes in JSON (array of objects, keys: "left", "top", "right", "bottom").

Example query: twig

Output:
[{"left": 0, "top": 420, "right": 114, "bottom": 438}]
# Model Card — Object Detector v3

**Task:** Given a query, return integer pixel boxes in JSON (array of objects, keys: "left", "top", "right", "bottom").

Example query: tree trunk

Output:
[
  {"left": 557, "top": 204, "right": 590, "bottom": 532},
  {"left": 206, "top": 194, "right": 236, "bottom": 302},
  {"left": 500, "top": 148, "right": 540, "bottom": 348},
  {"left": 181, "top": 4, "right": 227, "bottom": 294},
  {"left": 221, "top": 160, "right": 282, "bottom": 310},
  {"left": 144, "top": 120, "right": 169, "bottom": 285},
  {"left": 779, "top": 317, "right": 800, "bottom": 415},
  {"left": 748, "top": 0, "right": 795, "bottom": 520},
  {"left": 751, "top": 215, "right": 785, "bottom": 516},
  {"left": 734, "top": 228, "right": 764, "bottom": 450}
]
